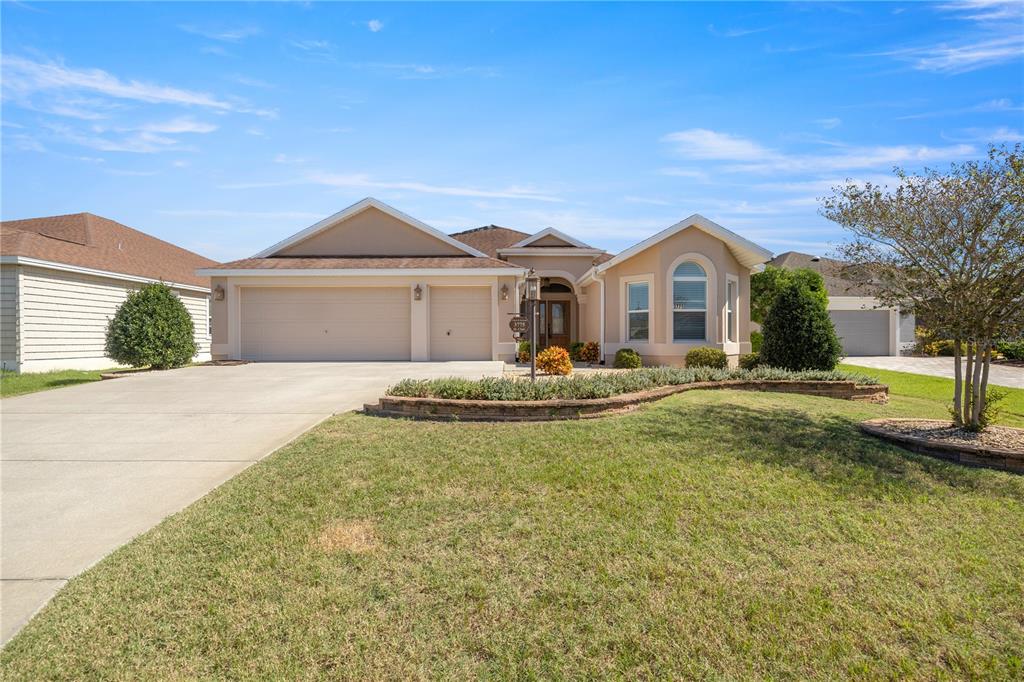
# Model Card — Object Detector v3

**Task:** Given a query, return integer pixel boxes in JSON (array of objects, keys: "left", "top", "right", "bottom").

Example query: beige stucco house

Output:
[{"left": 199, "top": 198, "right": 772, "bottom": 366}]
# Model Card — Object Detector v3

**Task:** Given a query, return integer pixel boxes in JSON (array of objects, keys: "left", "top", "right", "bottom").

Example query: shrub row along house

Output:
[
  {"left": 0, "top": 213, "right": 215, "bottom": 373},
  {"left": 199, "top": 198, "right": 773, "bottom": 366}
]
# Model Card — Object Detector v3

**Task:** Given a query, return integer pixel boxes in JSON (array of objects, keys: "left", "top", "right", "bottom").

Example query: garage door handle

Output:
[{"left": 446, "top": 330, "right": 452, "bottom": 336}]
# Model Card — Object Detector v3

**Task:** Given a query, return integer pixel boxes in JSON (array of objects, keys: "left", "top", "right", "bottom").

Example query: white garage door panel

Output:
[
  {"left": 830, "top": 310, "right": 889, "bottom": 356},
  {"left": 430, "top": 287, "right": 491, "bottom": 361},
  {"left": 241, "top": 287, "right": 410, "bottom": 361}
]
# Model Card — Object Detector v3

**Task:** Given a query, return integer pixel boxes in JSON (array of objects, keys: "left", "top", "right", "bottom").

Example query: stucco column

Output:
[{"left": 411, "top": 283, "right": 429, "bottom": 361}]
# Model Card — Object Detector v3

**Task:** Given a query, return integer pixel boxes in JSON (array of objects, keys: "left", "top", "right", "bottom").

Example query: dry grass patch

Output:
[{"left": 312, "top": 520, "right": 376, "bottom": 554}]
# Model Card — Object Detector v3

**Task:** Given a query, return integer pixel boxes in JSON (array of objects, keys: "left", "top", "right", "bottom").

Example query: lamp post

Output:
[{"left": 524, "top": 270, "right": 541, "bottom": 382}]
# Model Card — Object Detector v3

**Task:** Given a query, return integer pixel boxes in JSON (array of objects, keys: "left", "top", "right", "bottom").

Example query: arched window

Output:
[{"left": 672, "top": 262, "right": 707, "bottom": 341}]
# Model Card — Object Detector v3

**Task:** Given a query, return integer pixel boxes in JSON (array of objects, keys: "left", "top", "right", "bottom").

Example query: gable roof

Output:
[
  {"left": 254, "top": 197, "right": 487, "bottom": 259},
  {"left": 1, "top": 213, "right": 215, "bottom": 289},
  {"left": 198, "top": 255, "right": 522, "bottom": 275},
  {"left": 449, "top": 225, "right": 530, "bottom": 258},
  {"left": 594, "top": 213, "right": 772, "bottom": 273},
  {"left": 510, "top": 227, "right": 594, "bottom": 249},
  {"left": 770, "top": 251, "right": 875, "bottom": 297}
]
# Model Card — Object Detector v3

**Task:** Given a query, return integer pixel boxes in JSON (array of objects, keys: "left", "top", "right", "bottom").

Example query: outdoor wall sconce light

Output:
[
  {"left": 213, "top": 285, "right": 224, "bottom": 301},
  {"left": 500, "top": 284, "right": 509, "bottom": 301},
  {"left": 413, "top": 284, "right": 423, "bottom": 301}
]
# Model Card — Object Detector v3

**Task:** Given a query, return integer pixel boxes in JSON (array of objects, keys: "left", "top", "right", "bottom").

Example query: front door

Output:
[{"left": 545, "top": 301, "right": 571, "bottom": 349}]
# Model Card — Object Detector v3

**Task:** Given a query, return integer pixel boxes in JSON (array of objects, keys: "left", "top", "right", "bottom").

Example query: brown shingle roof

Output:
[
  {"left": 449, "top": 225, "right": 530, "bottom": 258},
  {"left": 769, "top": 251, "right": 875, "bottom": 297},
  {"left": 203, "top": 256, "right": 521, "bottom": 271},
  {"left": 1, "top": 213, "right": 216, "bottom": 289}
]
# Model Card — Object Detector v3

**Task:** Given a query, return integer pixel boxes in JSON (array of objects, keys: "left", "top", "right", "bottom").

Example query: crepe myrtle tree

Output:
[{"left": 821, "top": 145, "right": 1024, "bottom": 431}]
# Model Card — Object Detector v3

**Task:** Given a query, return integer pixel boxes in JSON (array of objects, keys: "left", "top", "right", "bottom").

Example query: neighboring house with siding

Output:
[
  {"left": 767, "top": 251, "right": 915, "bottom": 357},
  {"left": 0, "top": 213, "right": 215, "bottom": 373},
  {"left": 200, "top": 197, "right": 772, "bottom": 366}
]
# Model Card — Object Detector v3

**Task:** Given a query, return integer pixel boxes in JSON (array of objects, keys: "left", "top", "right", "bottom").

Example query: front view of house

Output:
[{"left": 199, "top": 198, "right": 772, "bottom": 366}]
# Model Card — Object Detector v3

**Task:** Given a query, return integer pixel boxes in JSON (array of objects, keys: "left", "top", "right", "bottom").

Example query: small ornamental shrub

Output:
[
  {"left": 760, "top": 282, "right": 842, "bottom": 371},
  {"left": 568, "top": 342, "right": 585, "bottom": 361},
  {"left": 996, "top": 339, "right": 1024, "bottom": 360},
  {"left": 613, "top": 348, "right": 642, "bottom": 369},
  {"left": 685, "top": 346, "right": 728, "bottom": 369},
  {"left": 517, "top": 341, "right": 532, "bottom": 364},
  {"left": 577, "top": 341, "right": 601, "bottom": 364},
  {"left": 105, "top": 283, "right": 196, "bottom": 369},
  {"left": 537, "top": 346, "right": 572, "bottom": 375},
  {"left": 750, "top": 330, "right": 763, "bottom": 353},
  {"left": 739, "top": 352, "right": 761, "bottom": 370}
]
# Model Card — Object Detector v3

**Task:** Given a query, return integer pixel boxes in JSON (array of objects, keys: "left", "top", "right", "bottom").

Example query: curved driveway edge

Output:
[{"left": 0, "top": 360, "right": 502, "bottom": 645}]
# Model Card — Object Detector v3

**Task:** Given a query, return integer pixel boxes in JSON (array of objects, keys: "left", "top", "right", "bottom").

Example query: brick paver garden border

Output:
[
  {"left": 859, "top": 419, "right": 1024, "bottom": 474},
  {"left": 365, "top": 380, "right": 888, "bottom": 422}
]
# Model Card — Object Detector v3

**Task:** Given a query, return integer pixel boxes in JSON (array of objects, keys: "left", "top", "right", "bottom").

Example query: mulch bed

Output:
[{"left": 860, "top": 418, "right": 1024, "bottom": 474}]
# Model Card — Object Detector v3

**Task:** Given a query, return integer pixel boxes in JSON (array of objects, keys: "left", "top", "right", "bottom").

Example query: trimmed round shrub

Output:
[
  {"left": 739, "top": 352, "right": 761, "bottom": 370},
  {"left": 760, "top": 282, "right": 842, "bottom": 371},
  {"left": 568, "top": 342, "right": 585, "bottom": 361},
  {"left": 685, "top": 346, "right": 728, "bottom": 369},
  {"left": 537, "top": 346, "right": 572, "bottom": 375},
  {"left": 613, "top": 348, "right": 642, "bottom": 369},
  {"left": 750, "top": 330, "right": 763, "bottom": 353},
  {"left": 577, "top": 341, "right": 601, "bottom": 364},
  {"left": 105, "top": 282, "right": 196, "bottom": 369},
  {"left": 996, "top": 339, "right": 1024, "bottom": 360}
]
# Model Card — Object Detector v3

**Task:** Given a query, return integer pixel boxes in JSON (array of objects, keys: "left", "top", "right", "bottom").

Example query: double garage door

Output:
[{"left": 240, "top": 286, "right": 490, "bottom": 361}]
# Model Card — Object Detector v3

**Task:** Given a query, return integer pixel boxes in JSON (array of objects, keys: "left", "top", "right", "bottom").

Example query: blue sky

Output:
[{"left": 3, "top": 1, "right": 1022, "bottom": 262}]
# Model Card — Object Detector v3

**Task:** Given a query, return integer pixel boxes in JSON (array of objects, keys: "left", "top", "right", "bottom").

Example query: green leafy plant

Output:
[
  {"left": 750, "top": 330, "right": 763, "bottom": 353},
  {"left": 568, "top": 342, "right": 585, "bottom": 361},
  {"left": 739, "top": 352, "right": 761, "bottom": 370},
  {"left": 517, "top": 341, "right": 532, "bottom": 364},
  {"left": 996, "top": 340, "right": 1024, "bottom": 361},
  {"left": 760, "top": 282, "right": 842, "bottom": 371},
  {"left": 577, "top": 341, "right": 601, "bottom": 364},
  {"left": 751, "top": 266, "right": 829, "bottom": 325},
  {"left": 685, "top": 346, "right": 728, "bottom": 369},
  {"left": 105, "top": 283, "right": 196, "bottom": 369},
  {"left": 537, "top": 346, "right": 573, "bottom": 376},
  {"left": 613, "top": 348, "right": 642, "bottom": 369}
]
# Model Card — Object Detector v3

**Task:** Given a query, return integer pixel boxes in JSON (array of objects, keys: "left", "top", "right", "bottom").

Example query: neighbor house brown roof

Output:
[
  {"left": 203, "top": 256, "right": 522, "bottom": 270},
  {"left": 449, "top": 225, "right": 530, "bottom": 258},
  {"left": 1, "top": 213, "right": 216, "bottom": 289},
  {"left": 770, "top": 251, "right": 875, "bottom": 297}
]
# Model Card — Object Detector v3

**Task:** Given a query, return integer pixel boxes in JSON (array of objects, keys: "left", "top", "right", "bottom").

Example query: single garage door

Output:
[
  {"left": 430, "top": 287, "right": 491, "bottom": 361},
  {"left": 830, "top": 310, "right": 890, "bottom": 356},
  {"left": 241, "top": 287, "right": 410, "bottom": 361}
]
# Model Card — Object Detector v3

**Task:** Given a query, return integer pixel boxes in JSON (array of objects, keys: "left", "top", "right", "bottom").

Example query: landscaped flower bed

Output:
[
  {"left": 368, "top": 367, "right": 887, "bottom": 421},
  {"left": 860, "top": 418, "right": 1024, "bottom": 474},
  {"left": 387, "top": 366, "right": 879, "bottom": 401}
]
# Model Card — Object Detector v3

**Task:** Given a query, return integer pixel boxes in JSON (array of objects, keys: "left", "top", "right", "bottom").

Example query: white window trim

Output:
[
  {"left": 666, "top": 253, "right": 716, "bottom": 344},
  {"left": 725, "top": 274, "right": 739, "bottom": 346},
  {"left": 620, "top": 273, "right": 654, "bottom": 344}
]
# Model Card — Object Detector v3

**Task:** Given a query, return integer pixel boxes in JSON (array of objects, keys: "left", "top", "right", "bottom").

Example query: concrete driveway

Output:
[
  {"left": 842, "top": 356, "right": 1024, "bottom": 389},
  {"left": 0, "top": 360, "right": 502, "bottom": 644}
]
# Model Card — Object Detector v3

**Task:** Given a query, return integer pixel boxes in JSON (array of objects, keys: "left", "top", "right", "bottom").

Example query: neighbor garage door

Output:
[
  {"left": 241, "top": 287, "right": 411, "bottom": 361},
  {"left": 430, "top": 287, "right": 491, "bottom": 361},
  {"left": 830, "top": 310, "right": 889, "bottom": 356}
]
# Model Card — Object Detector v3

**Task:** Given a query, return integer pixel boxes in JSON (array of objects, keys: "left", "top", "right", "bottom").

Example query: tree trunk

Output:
[
  {"left": 963, "top": 340, "right": 974, "bottom": 427},
  {"left": 969, "top": 340, "right": 985, "bottom": 429},
  {"left": 974, "top": 341, "right": 992, "bottom": 427},
  {"left": 953, "top": 337, "right": 963, "bottom": 426}
]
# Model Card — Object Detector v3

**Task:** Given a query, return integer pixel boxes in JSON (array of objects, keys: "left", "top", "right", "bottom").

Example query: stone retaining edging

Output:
[
  {"left": 859, "top": 419, "right": 1024, "bottom": 474},
  {"left": 365, "top": 380, "right": 888, "bottom": 422}
]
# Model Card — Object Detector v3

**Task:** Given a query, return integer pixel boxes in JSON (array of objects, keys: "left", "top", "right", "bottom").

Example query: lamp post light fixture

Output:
[{"left": 524, "top": 270, "right": 541, "bottom": 382}]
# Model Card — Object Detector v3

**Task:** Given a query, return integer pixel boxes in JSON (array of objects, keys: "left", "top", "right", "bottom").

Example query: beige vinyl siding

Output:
[
  {"left": 1, "top": 264, "right": 19, "bottom": 369},
  {"left": 17, "top": 265, "right": 210, "bottom": 366}
]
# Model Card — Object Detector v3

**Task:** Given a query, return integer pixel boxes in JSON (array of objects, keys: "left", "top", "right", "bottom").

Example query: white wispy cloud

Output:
[
  {"left": 895, "top": 97, "right": 1023, "bottom": 120},
  {"left": 286, "top": 39, "right": 337, "bottom": 63},
  {"left": 351, "top": 62, "right": 498, "bottom": 80},
  {"left": 219, "top": 172, "right": 562, "bottom": 202},
  {"left": 814, "top": 117, "right": 842, "bottom": 129},
  {"left": 707, "top": 24, "right": 771, "bottom": 38},
  {"left": 273, "top": 153, "right": 307, "bottom": 164},
  {"left": 135, "top": 117, "right": 218, "bottom": 134},
  {"left": 226, "top": 74, "right": 275, "bottom": 89},
  {"left": 879, "top": 34, "right": 1024, "bottom": 74},
  {"left": 623, "top": 196, "right": 674, "bottom": 206},
  {"left": 367, "top": 19, "right": 384, "bottom": 33},
  {"left": 662, "top": 128, "right": 977, "bottom": 173},
  {"left": 158, "top": 209, "right": 325, "bottom": 221},
  {"left": 179, "top": 24, "right": 261, "bottom": 42}
]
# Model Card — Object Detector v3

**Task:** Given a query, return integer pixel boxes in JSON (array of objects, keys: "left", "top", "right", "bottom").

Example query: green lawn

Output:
[
  {"left": 3, "top": 385, "right": 1022, "bottom": 679},
  {"left": 841, "top": 363, "right": 1024, "bottom": 428},
  {"left": 0, "top": 368, "right": 113, "bottom": 398}
]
